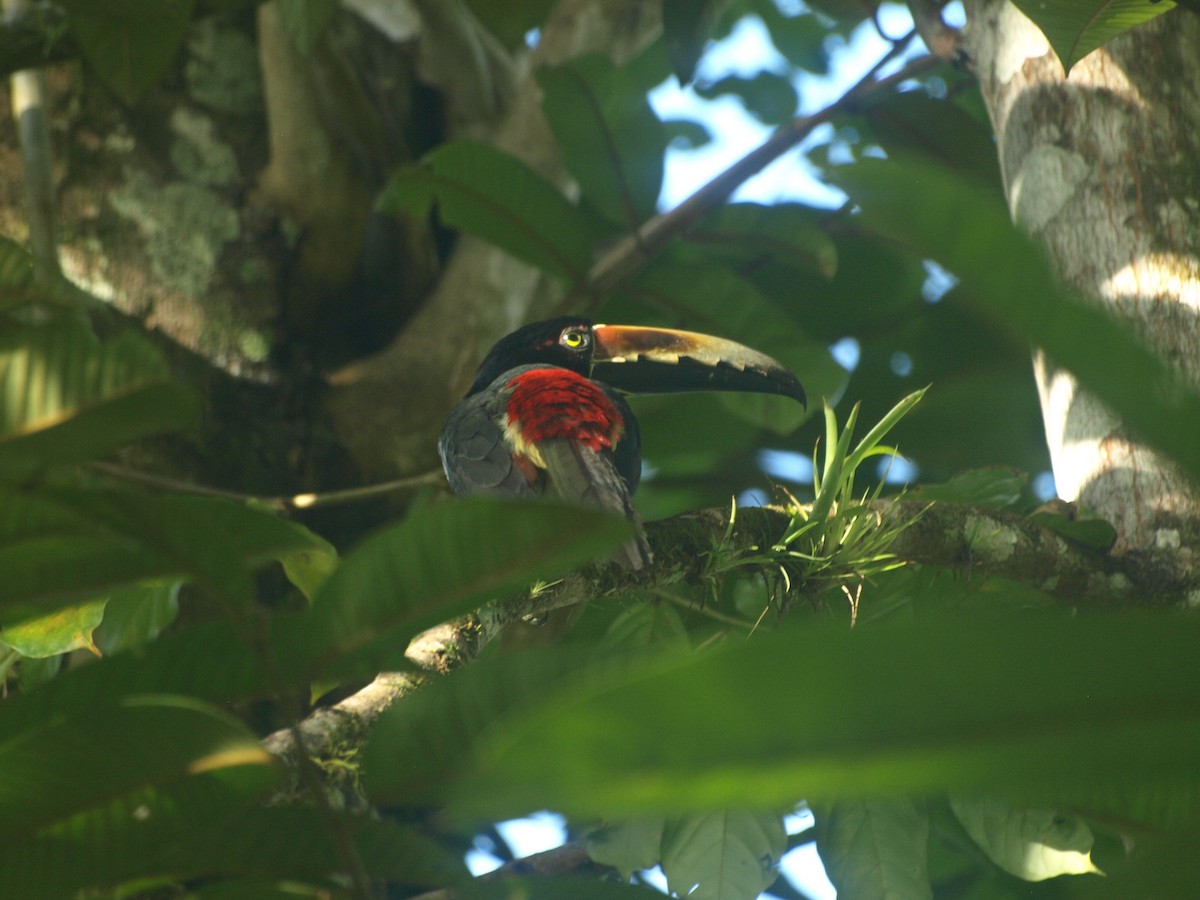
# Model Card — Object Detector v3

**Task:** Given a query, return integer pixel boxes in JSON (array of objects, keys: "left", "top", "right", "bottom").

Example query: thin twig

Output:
[
  {"left": 576, "top": 39, "right": 941, "bottom": 309},
  {"left": 88, "top": 461, "right": 446, "bottom": 510}
]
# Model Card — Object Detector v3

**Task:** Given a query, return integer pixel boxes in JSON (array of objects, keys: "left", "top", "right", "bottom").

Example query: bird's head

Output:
[
  {"left": 467, "top": 316, "right": 806, "bottom": 408},
  {"left": 468, "top": 317, "right": 599, "bottom": 395}
]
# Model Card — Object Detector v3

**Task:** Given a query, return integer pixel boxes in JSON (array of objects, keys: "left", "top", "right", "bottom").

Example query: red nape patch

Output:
[{"left": 505, "top": 369, "right": 624, "bottom": 451}]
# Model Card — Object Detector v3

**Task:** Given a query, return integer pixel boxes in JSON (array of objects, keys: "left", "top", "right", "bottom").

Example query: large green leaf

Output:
[
  {"left": 0, "top": 320, "right": 171, "bottom": 433},
  {"left": 0, "top": 807, "right": 465, "bottom": 897},
  {"left": 1010, "top": 0, "right": 1176, "bottom": 72},
  {"left": 663, "top": 0, "right": 726, "bottom": 83},
  {"left": 750, "top": 1, "right": 830, "bottom": 74},
  {"left": 538, "top": 55, "right": 667, "bottom": 229},
  {"left": 661, "top": 809, "right": 787, "bottom": 900},
  {"left": 861, "top": 89, "right": 1001, "bottom": 188},
  {"left": 0, "top": 619, "right": 273, "bottom": 742},
  {"left": 452, "top": 878, "right": 668, "bottom": 899},
  {"left": 830, "top": 156, "right": 1200, "bottom": 483},
  {"left": 696, "top": 72, "right": 799, "bottom": 126},
  {"left": 2, "top": 500, "right": 631, "bottom": 738},
  {"left": 0, "top": 382, "right": 200, "bottom": 478},
  {"left": 0, "top": 485, "right": 325, "bottom": 621},
  {"left": 586, "top": 816, "right": 665, "bottom": 879},
  {"left": 0, "top": 733, "right": 461, "bottom": 895},
  {"left": 299, "top": 498, "right": 633, "bottom": 679},
  {"left": 814, "top": 798, "right": 932, "bottom": 900},
  {"left": 685, "top": 202, "right": 837, "bottom": 279},
  {"left": 949, "top": 795, "right": 1100, "bottom": 881},
  {"left": 0, "top": 694, "right": 274, "bottom": 845},
  {"left": 0, "top": 597, "right": 105, "bottom": 657},
  {"left": 0, "top": 319, "right": 199, "bottom": 477},
  {"left": 378, "top": 140, "right": 597, "bottom": 282},
  {"left": 363, "top": 647, "right": 652, "bottom": 806},
  {"left": 442, "top": 614, "right": 1200, "bottom": 818},
  {"left": 92, "top": 579, "right": 182, "bottom": 655},
  {"left": 59, "top": 0, "right": 195, "bottom": 104}
]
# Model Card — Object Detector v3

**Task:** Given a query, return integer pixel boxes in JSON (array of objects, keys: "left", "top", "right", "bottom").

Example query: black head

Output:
[{"left": 467, "top": 317, "right": 596, "bottom": 396}]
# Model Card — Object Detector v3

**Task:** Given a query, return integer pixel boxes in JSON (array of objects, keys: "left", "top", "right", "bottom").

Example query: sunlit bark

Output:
[{"left": 965, "top": 1, "right": 1200, "bottom": 557}]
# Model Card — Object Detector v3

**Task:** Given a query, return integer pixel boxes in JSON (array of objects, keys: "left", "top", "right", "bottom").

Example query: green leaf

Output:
[
  {"left": 663, "top": 118, "right": 713, "bottom": 149},
  {"left": 601, "top": 603, "right": 689, "bottom": 650},
  {"left": 0, "top": 485, "right": 325, "bottom": 622},
  {"left": 0, "top": 619, "right": 273, "bottom": 740},
  {"left": 949, "top": 795, "right": 1102, "bottom": 881},
  {"left": 276, "top": 0, "right": 338, "bottom": 56},
  {"left": 538, "top": 55, "right": 667, "bottom": 228},
  {"left": 363, "top": 647, "right": 652, "bottom": 806},
  {"left": 753, "top": 4, "right": 830, "bottom": 74},
  {"left": 279, "top": 534, "right": 339, "bottom": 602},
  {"left": 0, "top": 383, "right": 201, "bottom": 478},
  {"left": 0, "top": 768, "right": 457, "bottom": 895},
  {"left": 687, "top": 202, "right": 837, "bottom": 279},
  {"left": 696, "top": 72, "right": 799, "bottom": 126},
  {"left": 1027, "top": 509, "right": 1118, "bottom": 551},
  {"left": 912, "top": 468, "right": 1030, "bottom": 508},
  {"left": 452, "top": 878, "right": 668, "bottom": 899},
  {"left": 0, "top": 598, "right": 105, "bottom": 657},
  {"left": 829, "top": 155, "right": 1200, "bottom": 485},
  {"left": 60, "top": 0, "right": 195, "bottom": 104},
  {"left": 0, "top": 695, "right": 275, "bottom": 846},
  {"left": 663, "top": 0, "right": 724, "bottom": 83},
  {"left": 16, "top": 653, "right": 61, "bottom": 691},
  {"left": 129, "top": 809, "right": 464, "bottom": 892},
  {"left": 447, "top": 614, "right": 1200, "bottom": 818},
  {"left": 0, "top": 319, "right": 199, "bottom": 477},
  {"left": 862, "top": 89, "right": 1001, "bottom": 188},
  {"left": 302, "top": 499, "right": 633, "bottom": 679},
  {"left": 587, "top": 816, "right": 665, "bottom": 879},
  {"left": 1010, "top": 0, "right": 1177, "bottom": 72},
  {"left": 661, "top": 809, "right": 787, "bottom": 900},
  {"left": 0, "top": 502, "right": 568, "bottom": 727},
  {"left": 814, "top": 798, "right": 932, "bottom": 900},
  {"left": 185, "top": 879, "right": 335, "bottom": 899},
  {"left": 92, "top": 580, "right": 182, "bottom": 656},
  {"left": 379, "top": 140, "right": 596, "bottom": 282},
  {"left": 0, "top": 320, "right": 171, "bottom": 435}
]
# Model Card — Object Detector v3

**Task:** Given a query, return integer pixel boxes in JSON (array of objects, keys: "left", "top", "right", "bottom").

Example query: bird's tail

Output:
[{"left": 538, "top": 439, "right": 653, "bottom": 570}]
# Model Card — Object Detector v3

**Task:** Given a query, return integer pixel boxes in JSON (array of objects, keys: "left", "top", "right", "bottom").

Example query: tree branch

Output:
[
  {"left": 263, "top": 497, "right": 1179, "bottom": 783},
  {"left": 574, "top": 39, "right": 941, "bottom": 309}
]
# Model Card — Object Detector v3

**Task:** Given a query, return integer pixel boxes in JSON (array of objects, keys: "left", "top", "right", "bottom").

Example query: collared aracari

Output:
[{"left": 439, "top": 317, "right": 806, "bottom": 569}]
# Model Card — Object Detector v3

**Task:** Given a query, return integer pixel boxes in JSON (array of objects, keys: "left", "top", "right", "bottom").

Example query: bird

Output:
[{"left": 439, "top": 316, "right": 807, "bottom": 570}]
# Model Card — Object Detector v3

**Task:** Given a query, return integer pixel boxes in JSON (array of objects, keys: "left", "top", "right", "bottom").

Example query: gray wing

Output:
[{"left": 438, "top": 392, "right": 538, "bottom": 497}]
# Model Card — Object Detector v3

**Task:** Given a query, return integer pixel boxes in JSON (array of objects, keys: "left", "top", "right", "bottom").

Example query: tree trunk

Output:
[
  {"left": 323, "top": 0, "right": 662, "bottom": 480},
  {"left": 964, "top": 1, "right": 1200, "bottom": 557}
]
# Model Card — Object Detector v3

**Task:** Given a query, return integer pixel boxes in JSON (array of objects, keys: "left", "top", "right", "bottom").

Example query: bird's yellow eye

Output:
[{"left": 561, "top": 328, "right": 588, "bottom": 349}]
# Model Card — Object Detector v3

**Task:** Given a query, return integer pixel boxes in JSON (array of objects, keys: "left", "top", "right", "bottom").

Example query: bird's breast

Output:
[{"left": 501, "top": 368, "right": 625, "bottom": 458}]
